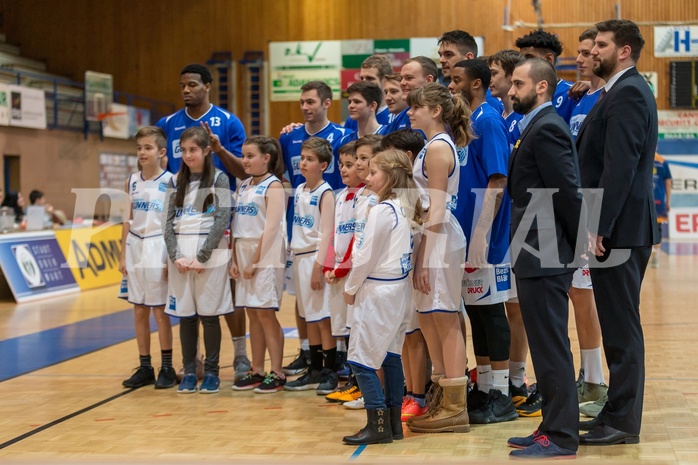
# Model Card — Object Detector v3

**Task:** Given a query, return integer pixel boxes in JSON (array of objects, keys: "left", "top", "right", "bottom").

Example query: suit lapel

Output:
[{"left": 508, "top": 106, "right": 554, "bottom": 188}]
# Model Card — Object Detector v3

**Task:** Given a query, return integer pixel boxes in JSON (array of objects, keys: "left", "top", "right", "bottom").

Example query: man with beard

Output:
[
  {"left": 157, "top": 64, "right": 250, "bottom": 382},
  {"left": 505, "top": 58, "right": 583, "bottom": 459},
  {"left": 576, "top": 19, "right": 658, "bottom": 446}
]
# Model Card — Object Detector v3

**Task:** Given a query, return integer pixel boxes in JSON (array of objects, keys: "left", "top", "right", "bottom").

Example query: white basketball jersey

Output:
[
  {"left": 353, "top": 186, "right": 378, "bottom": 249},
  {"left": 291, "top": 181, "right": 334, "bottom": 253},
  {"left": 333, "top": 187, "right": 357, "bottom": 264},
  {"left": 233, "top": 174, "right": 285, "bottom": 240},
  {"left": 363, "top": 199, "right": 413, "bottom": 280},
  {"left": 128, "top": 171, "right": 173, "bottom": 237},
  {"left": 413, "top": 132, "right": 460, "bottom": 216},
  {"left": 172, "top": 170, "right": 226, "bottom": 235}
]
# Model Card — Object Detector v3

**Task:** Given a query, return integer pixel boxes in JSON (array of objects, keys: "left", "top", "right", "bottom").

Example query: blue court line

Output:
[
  {"left": 0, "top": 309, "right": 301, "bottom": 383},
  {"left": 349, "top": 444, "right": 366, "bottom": 461},
  {"left": 0, "top": 309, "right": 145, "bottom": 382}
]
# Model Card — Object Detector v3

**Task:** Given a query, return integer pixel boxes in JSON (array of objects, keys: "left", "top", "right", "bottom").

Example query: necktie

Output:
[{"left": 598, "top": 88, "right": 607, "bottom": 101}]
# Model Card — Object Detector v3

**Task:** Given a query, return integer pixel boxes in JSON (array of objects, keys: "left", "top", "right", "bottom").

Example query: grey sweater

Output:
[{"left": 163, "top": 172, "right": 231, "bottom": 263}]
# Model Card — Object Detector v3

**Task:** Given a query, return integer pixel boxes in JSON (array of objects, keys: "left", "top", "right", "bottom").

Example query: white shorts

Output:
[
  {"left": 571, "top": 264, "right": 593, "bottom": 290},
  {"left": 234, "top": 239, "right": 285, "bottom": 309},
  {"left": 118, "top": 234, "right": 167, "bottom": 307},
  {"left": 414, "top": 219, "right": 466, "bottom": 313},
  {"left": 165, "top": 236, "right": 234, "bottom": 317},
  {"left": 293, "top": 250, "right": 331, "bottom": 323},
  {"left": 507, "top": 270, "right": 519, "bottom": 303},
  {"left": 284, "top": 248, "right": 295, "bottom": 296},
  {"left": 462, "top": 264, "right": 512, "bottom": 305},
  {"left": 328, "top": 278, "right": 349, "bottom": 337},
  {"left": 348, "top": 277, "right": 411, "bottom": 370},
  {"left": 406, "top": 287, "right": 421, "bottom": 334}
]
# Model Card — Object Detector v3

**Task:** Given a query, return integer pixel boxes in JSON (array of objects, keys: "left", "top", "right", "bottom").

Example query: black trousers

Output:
[
  {"left": 590, "top": 245, "right": 651, "bottom": 435},
  {"left": 180, "top": 315, "right": 221, "bottom": 376},
  {"left": 517, "top": 270, "right": 578, "bottom": 451}
]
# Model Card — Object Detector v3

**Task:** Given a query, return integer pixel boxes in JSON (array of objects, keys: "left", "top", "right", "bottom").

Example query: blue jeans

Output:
[{"left": 350, "top": 353, "right": 404, "bottom": 410}]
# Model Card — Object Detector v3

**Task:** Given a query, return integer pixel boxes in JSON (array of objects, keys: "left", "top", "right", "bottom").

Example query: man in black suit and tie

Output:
[
  {"left": 576, "top": 19, "right": 659, "bottom": 446},
  {"left": 505, "top": 58, "right": 584, "bottom": 460}
]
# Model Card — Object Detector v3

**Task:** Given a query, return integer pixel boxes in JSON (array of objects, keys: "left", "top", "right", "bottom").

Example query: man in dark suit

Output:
[
  {"left": 576, "top": 19, "right": 659, "bottom": 446},
  {"left": 505, "top": 58, "right": 584, "bottom": 460}
]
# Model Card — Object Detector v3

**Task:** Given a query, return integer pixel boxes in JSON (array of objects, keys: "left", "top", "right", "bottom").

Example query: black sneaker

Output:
[
  {"left": 254, "top": 372, "right": 286, "bottom": 394},
  {"left": 282, "top": 349, "right": 310, "bottom": 375},
  {"left": 469, "top": 388, "right": 519, "bottom": 424},
  {"left": 316, "top": 368, "right": 339, "bottom": 395},
  {"left": 284, "top": 368, "right": 322, "bottom": 391},
  {"left": 232, "top": 372, "right": 265, "bottom": 391},
  {"left": 467, "top": 386, "right": 490, "bottom": 412},
  {"left": 516, "top": 389, "right": 543, "bottom": 417},
  {"left": 122, "top": 366, "right": 155, "bottom": 388},
  {"left": 509, "top": 381, "right": 529, "bottom": 407},
  {"left": 154, "top": 366, "right": 177, "bottom": 389}
]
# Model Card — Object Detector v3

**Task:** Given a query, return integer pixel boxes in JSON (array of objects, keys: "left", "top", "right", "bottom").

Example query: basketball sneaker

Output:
[
  {"left": 154, "top": 366, "right": 177, "bottom": 389},
  {"left": 282, "top": 349, "right": 310, "bottom": 376},
  {"left": 232, "top": 372, "right": 265, "bottom": 391},
  {"left": 284, "top": 368, "right": 322, "bottom": 391},
  {"left": 254, "top": 372, "right": 286, "bottom": 394},
  {"left": 122, "top": 366, "right": 155, "bottom": 388}
]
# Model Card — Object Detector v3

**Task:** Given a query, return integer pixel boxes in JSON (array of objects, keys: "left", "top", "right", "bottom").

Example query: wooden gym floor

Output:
[{"left": 0, "top": 243, "right": 697, "bottom": 464}]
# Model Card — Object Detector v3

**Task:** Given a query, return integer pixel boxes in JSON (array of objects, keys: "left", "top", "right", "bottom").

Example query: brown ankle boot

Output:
[
  {"left": 407, "top": 376, "right": 470, "bottom": 433},
  {"left": 407, "top": 374, "right": 444, "bottom": 426}
]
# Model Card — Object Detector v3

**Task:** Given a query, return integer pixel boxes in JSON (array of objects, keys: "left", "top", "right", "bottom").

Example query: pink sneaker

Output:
[{"left": 401, "top": 398, "right": 428, "bottom": 422}]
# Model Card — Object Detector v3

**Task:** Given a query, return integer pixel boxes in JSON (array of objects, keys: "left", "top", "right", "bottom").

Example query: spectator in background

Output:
[
  {"left": 2, "top": 191, "right": 25, "bottom": 222},
  {"left": 29, "top": 190, "right": 67, "bottom": 227}
]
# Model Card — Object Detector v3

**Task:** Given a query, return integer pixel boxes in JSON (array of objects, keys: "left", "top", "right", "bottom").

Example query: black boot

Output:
[
  {"left": 342, "top": 408, "right": 393, "bottom": 445},
  {"left": 390, "top": 406, "right": 403, "bottom": 440}
]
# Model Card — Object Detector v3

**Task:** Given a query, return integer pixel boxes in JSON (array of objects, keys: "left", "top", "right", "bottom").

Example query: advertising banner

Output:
[
  {"left": 0, "top": 231, "right": 79, "bottom": 302},
  {"left": 55, "top": 225, "right": 123, "bottom": 290},
  {"left": 8, "top": 85, "right": 47, "bottom": 129},
  {"left": 0, "top": 83, "right": 9, "bottom": 125},
  {"left": 269, "top": 41, "right": 342, "bottom": 102},
  {"left": 655, "top": 26, "right": 698, "bottom": 58}
]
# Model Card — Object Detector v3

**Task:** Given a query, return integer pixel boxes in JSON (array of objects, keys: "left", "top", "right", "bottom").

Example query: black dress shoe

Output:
[
  {"left": 580, "top": 425, "right": 639, "bottom": 445},
  {"left": 579, "top": 416, "right": 603, "bottom": 431}
]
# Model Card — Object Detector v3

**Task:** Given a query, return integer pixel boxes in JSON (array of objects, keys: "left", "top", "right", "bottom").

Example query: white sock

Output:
[
  {"left": 300, "top": 338, "right": 310, "bottom": 351},
  {"left": 477, "top": 365, "right": 493, "bottom": 393},
  {"left": 509, "top": 361, "right": 526, "bottom": 388},
  {"left": 232, "top": 336, "right": 247, "bottom": 358},
  {"left": 492, "top": 369, "right": 510, "bottom": 396},
  {"left": 336, "top": 339, "right": 347, "bottom": 352},
  {"left": 581, "top": 348, "right": 605, "bottom": 385}
]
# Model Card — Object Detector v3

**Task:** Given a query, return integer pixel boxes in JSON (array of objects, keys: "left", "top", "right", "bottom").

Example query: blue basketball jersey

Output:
[
  {"left": 156, "top": 105, "right": 246, "bottom": 188},
  {"left": 279, "top": 122, "right": 351, "bottom": 240},
  {"left": 486, "top": 89, "right": 504, "bottom": 114},
  {"left": 457, "top": 102, "right": 511, "bottom": 265},
  {"left": 384, "top": 108, "right": 411, "bottom": 133},
  {"left": 553, "top": 79, "right": 576, "bottom": 124},
  {"left": 344, "top": 106, "right": 391, "bottom": 132},
  {"left": 504, "top": 112, "right": 523, "bottom": 152},
  {"left": 569, "top": 88, "right": 602, "bottom": 139}
]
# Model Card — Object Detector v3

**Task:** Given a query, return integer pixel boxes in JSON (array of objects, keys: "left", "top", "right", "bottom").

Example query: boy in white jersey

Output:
[
  {"left": 323, "top": 141, "right": 363, "bottom": 403},
  {"left": 119, "top": 126, "right": 176, "bottom": 389},
  {"left": 285, "top": 137, "right": 338, "bottom": 395}
]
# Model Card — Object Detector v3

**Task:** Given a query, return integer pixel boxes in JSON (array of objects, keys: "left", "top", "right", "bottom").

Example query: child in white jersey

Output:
[
  {"left": 284, "top": 137, "right": 337, "bottom": 395},
  {"left": 342, "top": 149, "right": 423, "bottom": 445},
  {"left": 323, "top": 141, "right": 361, "bottom": 403},
  {"left": 406, "top": 83, "right": 474, "bottom": 433},
  {"left": 119, "top": 126, "right": 176, "bottom": 390},
  {"left": 164, "top": 126, "right": 233, "bottom": 394},
  {"left": 230, "top": 136, "right": 287, "bottom": 393}
]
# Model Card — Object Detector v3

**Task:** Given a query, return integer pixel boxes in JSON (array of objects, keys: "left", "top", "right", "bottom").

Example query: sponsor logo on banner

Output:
[{"left": 55, "top": 225, "right": 124, "bottom": 290}]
